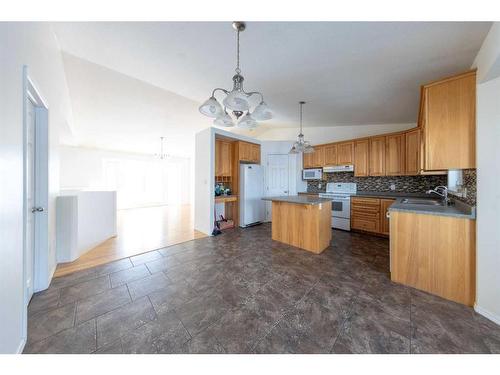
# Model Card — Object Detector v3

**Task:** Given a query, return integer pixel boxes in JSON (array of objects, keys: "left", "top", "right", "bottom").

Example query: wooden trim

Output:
[{"left": 421, "top": 69, "right": 477, "bottom": 89}]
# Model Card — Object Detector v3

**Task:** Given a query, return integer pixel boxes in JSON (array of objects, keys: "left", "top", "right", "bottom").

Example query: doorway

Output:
[
  {"left": 23, "top": 67, "right": 49, "bottom": 341},
  {"left": 265, "top": 154, "right": 290, "bottom": 221}
]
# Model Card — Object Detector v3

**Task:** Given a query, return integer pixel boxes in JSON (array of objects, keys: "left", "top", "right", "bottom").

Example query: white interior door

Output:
[
  {"left": 25, "top": 98, "right": 36, "bottom": 304},
  {"left": 266, "top": 154, "right": 290, "bottom": 221}
]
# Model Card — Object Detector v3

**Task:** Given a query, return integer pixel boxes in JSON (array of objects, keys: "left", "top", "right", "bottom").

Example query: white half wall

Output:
[
  {"left": 255, "top": 123, "right": 415, "bottom": 144},
  {"left": 194, "top": 128, "right": 214, "bottom": 235},
  {"left": 0, "top": 23, "right": 73, "bottom": 353},
  {"left": 472, "top": 22, "right": 500, "bottom": 325}
]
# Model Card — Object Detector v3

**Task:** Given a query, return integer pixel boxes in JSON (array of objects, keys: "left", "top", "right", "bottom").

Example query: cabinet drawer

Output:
[
  {"left": 351, "top": 209, "right": 380, "bottom": 219},
  {"left": 351, "top": 217, "right": 380, "bottom": 232},
  {"left": 351, "top": 197, "right": 380, "bottom": 207}
]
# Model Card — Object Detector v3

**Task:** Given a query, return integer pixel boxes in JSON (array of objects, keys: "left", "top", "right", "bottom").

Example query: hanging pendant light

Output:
[
  {"left": 290, "top": 101, "right": 314, "bottom": 154},
  {"left": 199, "top": 22, "right": 272, "bottom": 128},
  {"left": 155, "top": 137, "right": 169, "bottom": 160}
]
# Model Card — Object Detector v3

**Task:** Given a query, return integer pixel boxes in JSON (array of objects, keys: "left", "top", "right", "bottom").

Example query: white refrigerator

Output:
[{"left": 239, "top": 164, "right": 265, "bottom": 227}]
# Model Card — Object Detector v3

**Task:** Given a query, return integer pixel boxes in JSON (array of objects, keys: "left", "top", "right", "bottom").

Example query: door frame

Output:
[{"left": 22, "top": 66, "right": 49, "bottom": 341}]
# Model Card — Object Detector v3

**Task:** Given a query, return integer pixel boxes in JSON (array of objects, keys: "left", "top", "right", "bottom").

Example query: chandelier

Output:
[
  {"left": 155, "top": 137, "right": 169, "bottom": 160},
  {"left": 289, "top": 101, "right": 314, "bottom": 154},
  {"left": 199, "top": 21, "right": 272, "bottom": 129}
]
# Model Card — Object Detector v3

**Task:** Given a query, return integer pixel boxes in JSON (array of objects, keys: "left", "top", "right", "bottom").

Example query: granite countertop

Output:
[
  {"left": 262, "top": 195, "right": 333, "bottom": 205},
  {"left": 298, "top": 191, "right": 475, "bottom": 219},
  {"left": 389, "top": 198, "right": 476, "bottom": 219}
]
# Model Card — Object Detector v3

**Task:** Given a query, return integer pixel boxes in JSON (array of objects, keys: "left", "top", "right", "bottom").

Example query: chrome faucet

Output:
[{"left": 427, "top": 186, "right": 450, "bottom": 205}]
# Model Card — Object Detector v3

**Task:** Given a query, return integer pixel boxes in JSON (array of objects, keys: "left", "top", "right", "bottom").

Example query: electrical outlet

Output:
[
  {"left": 390, "top": 184, "right": 396, "bottom": 191},
  {"left": 318, "top": 183, "right": 322, "bottom": 189}
]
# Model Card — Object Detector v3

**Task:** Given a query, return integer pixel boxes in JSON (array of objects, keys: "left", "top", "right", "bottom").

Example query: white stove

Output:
[{"left": 319, "top": 182, "right": 357, "bottom": 231}]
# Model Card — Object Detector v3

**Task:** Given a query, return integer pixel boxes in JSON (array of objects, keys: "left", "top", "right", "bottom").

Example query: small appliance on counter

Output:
[
  {"left": 302, "top": 168, "right": 322, "bottom": 180},
  {"left": 239, "top": 164, "right": 265, "bottom": 227},
  {"left": 323, "top": 165, "right": 354, "bottom": 173},
  {"left": 319, "top": 182, "right": 357, "bottom": 231}
]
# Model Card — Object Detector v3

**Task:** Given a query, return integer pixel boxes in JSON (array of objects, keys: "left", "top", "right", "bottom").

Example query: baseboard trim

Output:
[
  {"left": 16, "top": 337, "right": 26, "bottom": 354},
  {"left": 474, "top": 304, "right": 500, "bottom": 326}
]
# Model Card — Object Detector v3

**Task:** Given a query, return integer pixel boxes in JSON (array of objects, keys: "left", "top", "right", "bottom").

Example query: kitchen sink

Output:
[{"left": 400, "top": 198, "right": 444, "bottom": 206}]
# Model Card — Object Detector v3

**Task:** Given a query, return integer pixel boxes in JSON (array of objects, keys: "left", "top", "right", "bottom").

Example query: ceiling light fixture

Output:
[
  {"left": 155, "top": 136, "right": 169, "bottom": 160},
  {"left": 199, "top": 21, "right": 272, "bottom": 128},
  {"left": 290, "top": 101, "right": 314, "bottom": 154}
]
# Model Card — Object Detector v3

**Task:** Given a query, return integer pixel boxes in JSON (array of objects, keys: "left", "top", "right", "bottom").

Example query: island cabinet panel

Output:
[
  {"left": 390, "top": 211, "right": 476, "bottom": 306},
  {"left": 271, "top": 200, "right": 331, "bottom": 254},
  {"left": 423, "top": 70, "right": 476, "bottom": 170},
  {"left": 324, "top": 144, "right": 338, "bottom": 165},
  {"left": 354, "top": 140, "right": 369, "bottom": 177},
  {"left": 369, "top": 136, "right": 386, "bottom": 176},
  {"left": 405, "top": 129, "right": 420, "bottom": 175},
  {"left": 337, "top": 141, "right": 354, "bottom": 165},
  {"left": 385, "top": 134, "right": 405, "bottom": 176}
]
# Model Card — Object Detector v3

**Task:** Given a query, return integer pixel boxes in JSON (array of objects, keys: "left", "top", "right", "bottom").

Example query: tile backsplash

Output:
[
  {"left": 449, "top": 169, "right": 476, "bottom": 206},
  {"left": 307, "top": 170, "right": 477, "bottom": 206},
  {"left": 307, "top": 172, "right": 447, "bottom": 194}
]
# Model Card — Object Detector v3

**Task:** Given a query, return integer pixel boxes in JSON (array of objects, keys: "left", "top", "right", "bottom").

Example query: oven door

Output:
[{"left": 331, "top": 196, "right": 350, "bottom": 219}]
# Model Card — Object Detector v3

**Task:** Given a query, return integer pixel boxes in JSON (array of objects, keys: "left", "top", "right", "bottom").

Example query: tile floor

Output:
[{"left": 24, "top": 224, "right": 500, "bottom": 354}]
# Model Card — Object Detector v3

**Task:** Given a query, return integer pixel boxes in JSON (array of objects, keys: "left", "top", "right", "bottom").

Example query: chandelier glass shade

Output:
[
  {"left": 199, "top": 22, "right": 272, "bottom": 128},
  {"left": 290, "top": 101, "right": 314, "bottom": 154}
]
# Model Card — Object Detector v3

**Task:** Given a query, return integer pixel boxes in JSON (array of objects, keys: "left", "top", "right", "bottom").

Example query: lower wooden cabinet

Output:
[
  {"left": 380, "top": 199, "right": 395, "bottom": 235},
  {"left": 351, "top": 197, "right": 380, "bottom": 233},
  {"left": 390, "top": 210, "right": 475, "bottom": 306},
  {"left": 351, "top": 197, "right": 395, "bottom": 236}
]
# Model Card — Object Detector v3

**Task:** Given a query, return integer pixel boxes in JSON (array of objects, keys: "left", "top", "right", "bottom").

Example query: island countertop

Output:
[{"left": 262, "top": 195, "right": 333, "bottom": 205}]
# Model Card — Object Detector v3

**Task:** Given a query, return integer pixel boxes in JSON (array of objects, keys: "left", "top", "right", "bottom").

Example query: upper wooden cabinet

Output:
[
  {"left": 303, "top": 146, "right": 325, "bottom": 168},
  {"left": 421, "top": 70, "right": 476, "bottom": 170},
  {"left": 354, "top": 140, "right": 369, "bottom": 177},
  {"left": 337, "top": 142, "right": 354, "bottom": 165},
  {"left": 215, "top": 140, "right": 232, "bottom": 177},
  {"left": 369, "top": 136, "right": 386, "bottom": 176},
  {"left": 386, "top": 134, "right": 405, "bottom": 176},
  {"left": 405, "top": 129, "right": 420, "bottom": 175},
  {"left": 324, "top": 144, "right": 338, "bottom": 165},
  {"left": 238, "top": 141, "right": 260, "bottom": 164}
]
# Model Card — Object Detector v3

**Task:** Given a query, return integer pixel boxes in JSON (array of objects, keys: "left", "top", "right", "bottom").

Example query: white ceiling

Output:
[{"left": 54, "top": 22, "right": 491, "bottom": 152}]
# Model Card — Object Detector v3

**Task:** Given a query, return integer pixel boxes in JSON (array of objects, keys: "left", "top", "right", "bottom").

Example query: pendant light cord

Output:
[{"left": 236, "top": 29, "right": 241, "bottom": 74}]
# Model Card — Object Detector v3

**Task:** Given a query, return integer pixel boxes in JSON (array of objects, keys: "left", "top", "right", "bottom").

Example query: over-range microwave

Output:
[{"left": 303, "top": 168, "right": 322, "bottom": 180}]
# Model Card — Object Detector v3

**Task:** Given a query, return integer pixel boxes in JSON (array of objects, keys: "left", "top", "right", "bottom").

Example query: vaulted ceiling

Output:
[{"left": 54, "top": 22, "right": 491, "bottom": 153}]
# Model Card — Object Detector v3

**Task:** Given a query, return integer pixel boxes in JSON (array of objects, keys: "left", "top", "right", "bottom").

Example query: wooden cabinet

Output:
[
  {"left": 385, "top": 134, "right": 405, "bottom": 176},
  {"left": 351, "top": 196, "right": 395, "bottom": 236},
  {"left": 337, "top": 142, "right": 353, "bottom": 165},
  {"left": 421, "top": 70, "right": 476, "bottom": 170},
  {"left": 369, "top": 136, "right": 386, "bottom": 176},
  {"left": 354, "top": 140, "right": 369, "bottom": 177},
  {"left": 324, "top": 144, "right": 337, "bottom": 165},
  {"left": 215, "top": 140, "right": 232, "bottom": 177},
  {"left": 238, "top": 141, "right": 260, "bottom": 164},
  {"left": 390, "top": 210, "right": 476, "bottom": 306},
  {"left": 405, "top": 129, "right": 420, "bottom": 175},
  {"left": 303, "top": 146, "right": 325, "bottom": 168},
  {"left": 351, "top": 197, "right": 381, "bottom": 233},
  {"left": 380, "top": 199, "right": 395, "bottom": 235}
]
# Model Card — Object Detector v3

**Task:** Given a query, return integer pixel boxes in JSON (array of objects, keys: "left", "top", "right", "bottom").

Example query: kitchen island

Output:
[{"left": 262, "top": 196, "right": 332, "bottom": 254}]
